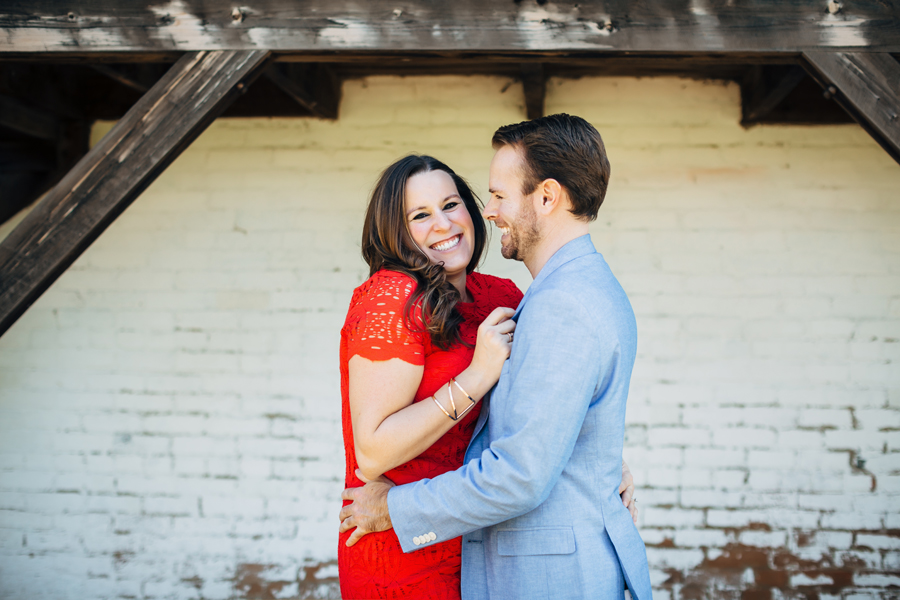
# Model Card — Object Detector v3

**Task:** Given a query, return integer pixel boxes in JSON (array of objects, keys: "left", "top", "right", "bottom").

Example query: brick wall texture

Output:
[{"left": 0, "top": 75, "right": 898, "bottom": 600}]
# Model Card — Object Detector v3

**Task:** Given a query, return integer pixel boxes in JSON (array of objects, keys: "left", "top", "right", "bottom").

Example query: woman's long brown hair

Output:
[{"left": 361, "top": 155, "right": 487, "bottom": 350}]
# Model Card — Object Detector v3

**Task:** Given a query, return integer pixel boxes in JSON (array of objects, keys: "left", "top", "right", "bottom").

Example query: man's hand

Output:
[
  {"left": 339, "top": 470, "right": 395, "bottom": 546},
  {"left": 619, "top": 460, "right": 638, "bottom": 524}
]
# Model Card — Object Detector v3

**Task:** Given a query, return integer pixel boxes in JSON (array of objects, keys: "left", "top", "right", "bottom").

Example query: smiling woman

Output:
[
  {"left": 405, "top": 170, "right": 476, "bottom": 300},
  {"left": 360, "top": 155, "right": 489, "bottom": 349}
]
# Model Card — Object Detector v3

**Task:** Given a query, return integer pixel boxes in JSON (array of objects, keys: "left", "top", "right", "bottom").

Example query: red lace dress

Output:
[{"left": 338, "top": 269, "right": 524, "bottom": 600}]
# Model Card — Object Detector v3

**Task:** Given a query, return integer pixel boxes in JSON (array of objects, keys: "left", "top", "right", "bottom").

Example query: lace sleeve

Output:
[{"left": 345, "top": 273, "right": 426, "bottom": 366}]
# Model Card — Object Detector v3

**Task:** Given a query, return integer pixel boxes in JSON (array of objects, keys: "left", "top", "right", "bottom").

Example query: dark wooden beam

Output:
[
  {"left": 264, "top": 65, "right": 317, "bottom": 113},
  {"left": 0, "top": 50, "right": 270, "bottom": 336},
  {"left": 741, "top": 65, "right": 808, "bottom": 125},
  {"left": 0, "top": 93, "right": 60, "bottom": 141},
  {"left": 802, "top": 52, "right": 900, "bottom": 165},
  {"left": 521, "top": 63, "right": 546, "bottom": 120},
  {"left": 84, "top": 63, "right": 172, "bottom": 99},
  {"left": 2, "top": 1, "right": 900, "bottom": 54},
  {"left": 263, "top": 63, "right": 340, "bottom": 119},
  {"left": 89, "top": 64, "right": 149, "bottom": 93}
]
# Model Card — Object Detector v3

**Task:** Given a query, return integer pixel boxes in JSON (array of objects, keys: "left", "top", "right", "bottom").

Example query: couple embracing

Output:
[{"left": 336, "top": 115, "right": 652, "bottom": 600}]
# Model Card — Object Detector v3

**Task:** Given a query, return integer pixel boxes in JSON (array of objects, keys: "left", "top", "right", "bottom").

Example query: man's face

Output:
[{"left": 484, "top": 145, "right": 542, "bottom": 262}]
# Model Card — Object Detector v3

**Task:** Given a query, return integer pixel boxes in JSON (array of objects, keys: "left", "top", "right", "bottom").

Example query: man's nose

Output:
[{"left": 482, "top": 197, "right": 498, "bottom": 220}]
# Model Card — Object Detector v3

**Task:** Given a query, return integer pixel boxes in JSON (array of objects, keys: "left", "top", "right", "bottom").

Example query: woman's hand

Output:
[
  {"left": 619, "top": 460, "right": 638, "bottom": 524},
  {"left": 469, "top": 307, "right": 516, "bottom": 384}
]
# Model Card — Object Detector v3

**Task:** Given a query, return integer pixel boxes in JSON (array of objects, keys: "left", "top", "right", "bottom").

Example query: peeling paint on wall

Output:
[{"left": 654, "top": 526, "right": 900, "bottom": 599}]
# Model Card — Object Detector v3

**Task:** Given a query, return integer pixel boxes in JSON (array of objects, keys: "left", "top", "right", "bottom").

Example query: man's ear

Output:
[{"left": 535, "top": 179, "right": 564, "bottom": 215}]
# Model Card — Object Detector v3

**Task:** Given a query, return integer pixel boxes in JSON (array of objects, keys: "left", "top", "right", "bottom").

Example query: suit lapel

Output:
[
  {"left": 468, "top": 235, "right": 597, "bottom": 449},
  {"left": 470, "top": 389, "right": 491, "bottom": 443}
]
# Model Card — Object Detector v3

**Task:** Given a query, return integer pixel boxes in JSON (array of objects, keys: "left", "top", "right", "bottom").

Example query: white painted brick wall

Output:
[{"left": 1, "top": 74, "right": 898, "bottom": 599}]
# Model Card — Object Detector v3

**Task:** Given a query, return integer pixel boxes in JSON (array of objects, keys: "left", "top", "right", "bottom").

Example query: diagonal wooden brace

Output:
[
  {"left": 803, "top": 52, "right": 900, "bottom": 166},
  {"left": 0, "top": 50, "right": 271, "bottom": 336}
]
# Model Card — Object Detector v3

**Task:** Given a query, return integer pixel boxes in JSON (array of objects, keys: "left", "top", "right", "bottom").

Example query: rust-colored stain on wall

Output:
[{"left": 233, "top": 561, "right": 340, "bottom": 599}]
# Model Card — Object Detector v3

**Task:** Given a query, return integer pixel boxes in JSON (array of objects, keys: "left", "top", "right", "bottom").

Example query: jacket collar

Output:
[{"left": 512, "top": 234, "right": 596, "bottom": 320}]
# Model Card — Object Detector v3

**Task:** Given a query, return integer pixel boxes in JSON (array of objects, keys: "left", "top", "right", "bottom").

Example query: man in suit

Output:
[{"left": 339, "top": 114, "right": 652, "bottom": 600}]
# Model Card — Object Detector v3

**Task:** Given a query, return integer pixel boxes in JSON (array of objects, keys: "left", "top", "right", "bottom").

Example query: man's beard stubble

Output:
[{"left": 500, "top": 202, "right": 541, "bottom": 262}]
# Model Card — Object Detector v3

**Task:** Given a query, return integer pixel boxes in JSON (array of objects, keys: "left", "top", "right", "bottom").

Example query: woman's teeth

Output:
[{"left": 431, "top": 235, "right": 461, "bottom": 251}]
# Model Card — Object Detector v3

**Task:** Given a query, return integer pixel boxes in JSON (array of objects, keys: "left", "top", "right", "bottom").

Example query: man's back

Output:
[{"left": 461, "top": 236, "right": 651, "bottom": 600}]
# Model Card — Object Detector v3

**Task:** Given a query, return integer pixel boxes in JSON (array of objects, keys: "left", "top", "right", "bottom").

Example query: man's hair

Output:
[{"left": 491, "top": 114, "right": 610, "bottom": 221}]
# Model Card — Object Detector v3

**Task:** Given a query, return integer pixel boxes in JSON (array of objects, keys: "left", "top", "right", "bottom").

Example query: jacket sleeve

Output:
[{"left": 387, "top": 287, "right": 612, "bottom": 553}]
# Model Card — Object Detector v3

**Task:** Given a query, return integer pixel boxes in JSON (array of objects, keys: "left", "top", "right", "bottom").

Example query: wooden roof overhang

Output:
[{"left": 0, "top": 0, "right": 899, "bottom": 336}]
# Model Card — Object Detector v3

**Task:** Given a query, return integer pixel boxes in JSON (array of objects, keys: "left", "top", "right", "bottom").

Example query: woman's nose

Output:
[{"left": 433, "top": 211, "right": 452, "bottom": 231}]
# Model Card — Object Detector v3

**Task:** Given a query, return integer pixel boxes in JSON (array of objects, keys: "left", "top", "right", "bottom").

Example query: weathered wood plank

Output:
[
  {"left": 0, "top": 50, "right": 270, "bottom": 336},
  {"left": 2, "top": 0, "right": 900, "bottom": 54},
  {"left": 802, "top": 52, "right": 900, "bottom": 164}
]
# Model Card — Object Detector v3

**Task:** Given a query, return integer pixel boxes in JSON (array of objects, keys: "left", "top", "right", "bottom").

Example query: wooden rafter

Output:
[
  {"left": 2, "top": 1, "right": 900, "bottom": 54},
  {"left": 803, "top": 52, "right": 900, "bottom": 165},
  {"left": 0, "top": 50, "right": 270, "bottom": 336},
  {"left": 741, "top": 65, "right": 808, "bottom": 125},
  {"left": 263, "top": 63, "right": 340, "bottom": 119},
  {"left": 89, "top": 64, "right": 150, "bottom": 93},
  {"left": 521, "top": 63, "right": 546, "bottom": 121}
]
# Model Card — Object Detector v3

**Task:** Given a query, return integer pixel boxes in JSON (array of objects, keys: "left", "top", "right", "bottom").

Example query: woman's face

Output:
[{"left": 405, "top": 169, "right": 475, "bottom": 280}]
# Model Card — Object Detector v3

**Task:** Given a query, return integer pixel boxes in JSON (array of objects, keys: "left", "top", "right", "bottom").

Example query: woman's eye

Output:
[
  {"left": 411, "top": 213, "right": 428, "bottom": 221},
  {"left": 444, "top": 201, "right": 460, "bottom": 210}
]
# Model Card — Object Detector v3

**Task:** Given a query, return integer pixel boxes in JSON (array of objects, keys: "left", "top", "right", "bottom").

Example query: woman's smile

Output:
[{"left": 430, "top": 234, "right": 462, "bottom": 252}]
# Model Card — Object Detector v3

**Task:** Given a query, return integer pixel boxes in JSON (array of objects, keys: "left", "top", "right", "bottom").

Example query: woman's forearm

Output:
[{"left": 355, "top": 365, "right": 496, "bottom": 479}]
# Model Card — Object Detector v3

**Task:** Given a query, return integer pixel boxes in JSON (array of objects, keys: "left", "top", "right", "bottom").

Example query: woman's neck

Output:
[{"left": 448, "top": 272, "right": 472, "bottom": 303}]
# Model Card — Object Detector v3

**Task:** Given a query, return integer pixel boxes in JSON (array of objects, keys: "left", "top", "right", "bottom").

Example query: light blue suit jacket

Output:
[{"left": 388, "top": 235, "right": 652, "bottom": 600}]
